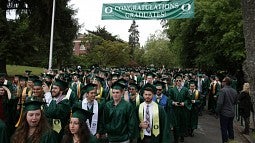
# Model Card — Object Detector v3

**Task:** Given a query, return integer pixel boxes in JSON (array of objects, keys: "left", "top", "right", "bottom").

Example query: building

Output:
[{"left": 73, "top": 33, "right": 90, "bottom": 56}]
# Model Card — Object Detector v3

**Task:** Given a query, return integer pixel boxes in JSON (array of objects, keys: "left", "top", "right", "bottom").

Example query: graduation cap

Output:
[
  {"left": 141, "top": 83, "right": 156, "bottom": 94},
  {"left": 53, "top": 78, "right": 68, "bottom": 91},
  {"left": 71, "top": 101, "right": 94, "bottom": 121},
  {"left": 197, "top": 73, "right": 203, "bottom": 77},
  {"left": 45, "top": 74, "right": 54, "bottom": 80},
  {"left": 146, "top": 71, "right": 156, "bottom": 78},
  {"left": 81, "top": 83, "right": 96, "bottom": 95},
  {"left": 14, "top": 75, "right": 21, "bottom": 78},
  {"left": 112, "top": 81, "right": 126, "bottom": 90},
  {"left": 153, "top": 81, "right": 164, "bottom": 88},
  {"left": 28, "top": 75, "right": 39, "bottom": 82},
  {"left": 129, "top": 83, "right": 140, "bottom": 91},
  {"left": 174, "top": 73, "right": 183, "bottom": 79},
  {"left": 33, "top": 79, "right": 43, "bottom": 87},
  {"left": 92, "top": 76, "right": 104, "bottom": 86},
  {"left": 25, "top": 70, "right": 32, "bottom": 75},
  {"left": 111, "top": 73, "right": 120, "bottom": 79},
  {"left": 23, "top": 96, "right": 45, "bottom": 112},
  {"left": 19, "top": 76, "right": 28, "bottom": 81}
]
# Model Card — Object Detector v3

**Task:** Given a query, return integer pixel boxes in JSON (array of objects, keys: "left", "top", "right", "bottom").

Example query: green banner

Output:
[{"left": 101, "top": 0, "right": 194, "bottom": 20}]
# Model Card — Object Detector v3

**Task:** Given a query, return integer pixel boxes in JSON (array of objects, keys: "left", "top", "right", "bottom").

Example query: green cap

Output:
[
  {"left": 20, "top": 76, "right": 28, "bottom": 81},
  {"left": 111, "top": 73, "right": 120, "bottom": 79},
  {"left": 141, "top": 83, "right": 156, "bottom": 94},
  {"left": 23, "top": 96, "right": 45, "bottom": 112},
  {"left": 146, "top": 72, "right": 156, "bottom": 78},
  {"left": 174, "top": 73, "right": 182, "bottom": 79},
  {"left": 81, "top": 83, "right": 96, "bottom": 94},
  {"left": 129, "top": 83, "right": 140, "bottom": 90},
  {"left": 45, "top": 74, "right": 54, "bottom": 79},
  {"left": 112, "top": 82, "right": 126, "bottom": 90},
  {"left": 25, "top": 70, "right": 32, "bottom": 75},
  {"left": 53, "top": 78, "right": 68, "bottom": 91},
  {"left": 28, "top": 75, "right": 39, "bottom": 82},
  {"left": 71, "top": 101, "right": 94, "bottom": 121},
  {"left": 154, "top": 81, "right": 164, "bottom": 87},
  {"left": 33, "top": 79, "right": 43, "bottom": 86}
]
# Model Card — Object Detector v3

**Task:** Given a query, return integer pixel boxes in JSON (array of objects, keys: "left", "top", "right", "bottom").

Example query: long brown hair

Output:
[
  {"left": 61, "top": 119, "right": 91, "bottom": 143},
  {"left": 11, "top": 110, "right": 51, "bottom": 143}
]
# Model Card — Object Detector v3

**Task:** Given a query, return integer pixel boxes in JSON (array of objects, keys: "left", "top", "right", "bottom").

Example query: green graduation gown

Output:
[
  {"left": 44, "top": 98, "right": 71, "bottom": 138},
  {"left": 0, "top": 119, "right": 8, "bottom": 143},
  {"left": 26, "top": 129, "right": 59, "bottom": 143},
  {"left": 136, "top": 102, "right": 172, "bottom": 143},
  {"left": 188, "top": 89, "right": 202, "bottom": 130},
  {"left": 169, "top": 86, "right": 191, "bottom": 136},
  {"left": 103, "top": 99, "right": 137, "bottom": 142}
]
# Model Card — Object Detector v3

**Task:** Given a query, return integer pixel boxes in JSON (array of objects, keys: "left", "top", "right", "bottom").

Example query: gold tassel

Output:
[{"left": 15, "top": 107, "right": 23, "bottom": 127}]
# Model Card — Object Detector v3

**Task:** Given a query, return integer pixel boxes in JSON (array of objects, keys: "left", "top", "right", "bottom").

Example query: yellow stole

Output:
[
  {"left": 139, "top": 102, "right": 160, "bottom": 139},
  {"left": 195, "top": 90, "right": 199, "bottom": 100},
  {"left": 77, "top": 82, "right": 81, "bottom": 99},
  {"left": 135, "top": 93, "right": 140, "bottom": 106},
  {"left": 21, "top": 87, "right": 32, "bottom": 103},
  {"left": 96, "top": 87, "right": 103, "bottom": 102}
]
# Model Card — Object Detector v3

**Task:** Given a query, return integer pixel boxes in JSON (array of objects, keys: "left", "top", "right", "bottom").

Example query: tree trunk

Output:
[
  {"left": 241, "top": 0, "right": 255, "bottom": 129},
  {"left": 0, "top": 57, "right": 7, "bottom": 74}
]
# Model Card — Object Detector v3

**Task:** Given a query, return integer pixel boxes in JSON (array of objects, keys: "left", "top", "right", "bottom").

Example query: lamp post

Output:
[{"left": 48, "top": 0, "right": 56, "bottom": 71}]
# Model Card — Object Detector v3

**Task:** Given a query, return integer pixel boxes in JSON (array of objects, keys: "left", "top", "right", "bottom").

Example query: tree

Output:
[
  {"left": 128, "top": 20, "right": 139, "bottom": 60},
  {"left": 142, "top": 30, "right": 178, "bottom": 68},
  {"left": 0, "top": 0, "right": 79, "bottom": 72},
  {"left": 241, "top": 0, "right": 255, "bottom": 102},
  {"left": 166, "top": 0, "right": 245, "bottom": 74}
]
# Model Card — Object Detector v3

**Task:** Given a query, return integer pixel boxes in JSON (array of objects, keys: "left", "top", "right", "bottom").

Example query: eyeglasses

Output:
[
  {"left": 157, "top": 89, "right": 162, "bottom": 91},
  {"left": 129, "top": 88, "right": 135, "bottom": 91},
  {"left": 176, "top": 80, "right": 182, "bottom": 82}
]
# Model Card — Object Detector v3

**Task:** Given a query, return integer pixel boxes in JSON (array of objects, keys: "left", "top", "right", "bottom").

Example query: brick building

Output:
[{"left": 73, "top": 33, "right": 90, "bottom": 56}]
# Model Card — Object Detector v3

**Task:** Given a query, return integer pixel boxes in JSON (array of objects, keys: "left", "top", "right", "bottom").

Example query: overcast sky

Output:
[{"left": 68, "top": 0, "right": 164, "bottom": 46}]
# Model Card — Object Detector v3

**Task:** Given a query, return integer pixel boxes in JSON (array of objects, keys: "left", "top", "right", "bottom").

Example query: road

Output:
[{"left": 182, "top": 111, "right": 248, "bottom": 143}]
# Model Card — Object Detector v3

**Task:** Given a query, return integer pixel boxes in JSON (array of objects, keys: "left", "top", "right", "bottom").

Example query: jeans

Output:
[{"left": 220, "top": 114, "right": 234, "bottom": 143}]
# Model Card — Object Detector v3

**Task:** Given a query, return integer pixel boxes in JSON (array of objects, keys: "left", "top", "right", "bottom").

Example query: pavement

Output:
[{"left": 234, "top": 118, "right": 255, "bottom": 143}]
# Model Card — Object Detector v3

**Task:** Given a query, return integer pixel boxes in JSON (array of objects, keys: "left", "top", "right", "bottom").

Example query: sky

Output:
[{"left": 68, "top": 0, "right": 164, "bottom": 46}]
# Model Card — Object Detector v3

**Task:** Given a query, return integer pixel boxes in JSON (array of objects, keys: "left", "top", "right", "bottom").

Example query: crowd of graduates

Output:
[{"left": 0, "top": 66, "right": 238, "bottom": 143}]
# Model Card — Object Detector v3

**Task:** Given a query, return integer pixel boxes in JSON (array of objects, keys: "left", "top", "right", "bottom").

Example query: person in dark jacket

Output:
[
  {"left": 216, "top": 77, "right": 238, "bottom": 143},
  {"left": 238, "top": 83, "right": 254, "bottom": 135}
]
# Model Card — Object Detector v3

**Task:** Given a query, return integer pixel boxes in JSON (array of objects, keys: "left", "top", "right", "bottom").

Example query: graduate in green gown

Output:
[
  {"left": 43, "top": 79, "right": 71, "bottom": 139},
  {"left": 61, "top": 101, "right": 98, "bottom": 143},
  {"left": 81, "top": 83, "right": 105, "bottom": 141},
  {"left": 103, "top": 82, "right": 137, "bottom": 142},
  {"left": 187, "top": 81, "right": 202, "bottom": 137},
  {"left": 11, "top": 96, "right": 58, "bottom": 143},
  {"left": 136, "top": 83, "right": 172, "bottom": 143},
  {"left": 169, "top": 74, "right": 191, "bottom": 143}
]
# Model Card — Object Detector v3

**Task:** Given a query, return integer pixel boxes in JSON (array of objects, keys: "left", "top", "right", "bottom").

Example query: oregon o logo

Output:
[
  {"left": 105, "top": 7, "right": 113, "bottom": 13},
  {"left": 181, "top": 4, "right": 191, "bottom": 11}
]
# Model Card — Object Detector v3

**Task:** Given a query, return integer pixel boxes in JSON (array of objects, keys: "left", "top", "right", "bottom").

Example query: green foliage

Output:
[
  {"left": 0, "top": 0, "right": 79, "bottom": 70},
  {"left": 166, "top": 0, "right": 245, "bottom": 74},
  {"left": 142, "top": 31, "right": 178, "bottom": 68}
]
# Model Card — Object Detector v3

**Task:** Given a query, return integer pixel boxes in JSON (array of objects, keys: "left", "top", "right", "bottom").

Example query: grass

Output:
[{"left": 7, "top": 65, "right": 44, "bottom": 77}]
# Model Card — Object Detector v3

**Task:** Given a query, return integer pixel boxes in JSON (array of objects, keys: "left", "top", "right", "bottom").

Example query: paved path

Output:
[{"left": 182, "top": 111, "right": 248, "bottom": 143}]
